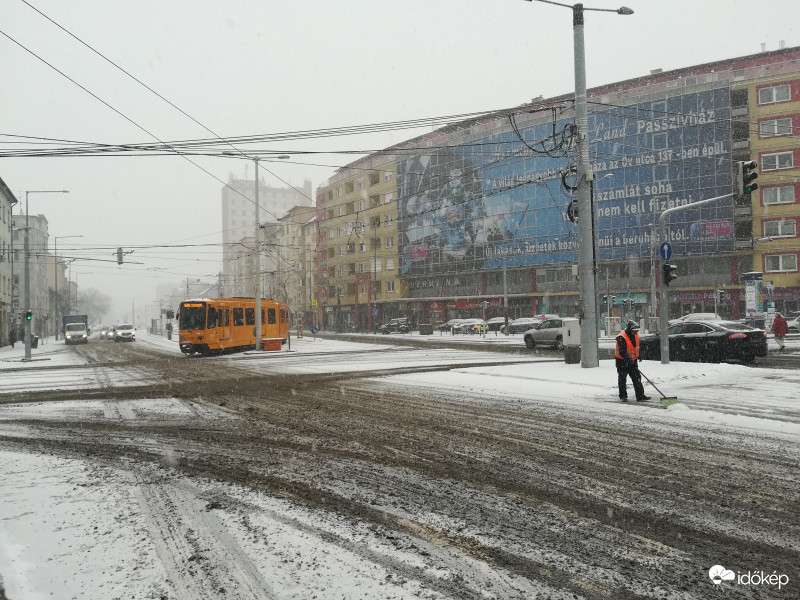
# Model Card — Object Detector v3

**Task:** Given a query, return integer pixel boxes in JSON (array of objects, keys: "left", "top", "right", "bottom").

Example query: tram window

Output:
[
  {"left": 281, "top": 309, "right": 286, "bottom": 323},
  {"left": 261, "top": 309, "right": 265, "bottom": 325},
  {"left": 225, "top": 309, "right": 230, "bottom": 327},
  {"left": 268, "top": 308, "right": 276, "bottom": 324},
  {"left": 245, "top": 308, "right": 255, "bottom": 325},
  {"left": 180, "top": 304, "right": 206, "bottom": 330},
  {"left": 207, "top": 307, "right": 217, "bottom": 328},
  {"left": 233, "top": 308, "right": 244, "bottom": 326}
]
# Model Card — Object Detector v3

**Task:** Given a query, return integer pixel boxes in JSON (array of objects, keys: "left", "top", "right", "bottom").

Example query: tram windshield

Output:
[{"left": 179, "top": 302, "right": 206, "bottom": 330}]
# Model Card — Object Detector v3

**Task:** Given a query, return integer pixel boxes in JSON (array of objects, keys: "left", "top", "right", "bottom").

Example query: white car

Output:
[
  {"left": 113, "top": 324, "right": 136, "bottom": 342},
  {"left": 785, "top": 312, "right": 800, "bottom": 333},
  {"left": 669, "top": 313, "right": 722, "bottom": 325}
]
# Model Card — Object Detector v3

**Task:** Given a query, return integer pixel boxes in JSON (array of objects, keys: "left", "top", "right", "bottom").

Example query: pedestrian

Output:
[
  {"left": 615, "top": 320, "right": 650, "bottom": 402},
  {"left": 771, "top": 313, "right": 788, "bottom": 351},
  {"left": 166, "top": 321, "right": 173, "bottom": 341},
  {"left": 8, "top": 328, "right": 16, "bottom": 348}
]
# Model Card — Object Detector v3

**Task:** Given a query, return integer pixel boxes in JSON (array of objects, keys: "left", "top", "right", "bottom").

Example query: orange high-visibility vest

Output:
[{"left": 615, "top": 330, "right": 640, "bottom": 361}]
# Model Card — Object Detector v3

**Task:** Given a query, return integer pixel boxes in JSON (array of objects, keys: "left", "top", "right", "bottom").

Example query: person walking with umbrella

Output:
[{"left": 615, "top": 320, "right": 650, "bottom": 402}]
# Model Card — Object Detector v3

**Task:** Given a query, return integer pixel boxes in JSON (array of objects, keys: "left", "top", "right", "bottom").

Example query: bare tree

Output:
[{"left": 77, "top": 288, "right": 112, "bottom": 322}]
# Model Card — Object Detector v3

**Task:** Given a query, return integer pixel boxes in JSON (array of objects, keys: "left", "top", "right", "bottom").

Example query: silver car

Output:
[{"left": 524, "top": 318, "right": 566, "bottom": 350}]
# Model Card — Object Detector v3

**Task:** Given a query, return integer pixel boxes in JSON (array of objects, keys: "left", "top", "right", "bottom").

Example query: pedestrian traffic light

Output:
[
  {"left": 25, "top": 310, "right": 32, "bottom": 321},
  {"left": 662, "top": 262, "right": 678, "bottom": 286},
  {"left": 737, "top": 160, "right": 758, "bottom": 195},
  {"left": 117, "top": 247, "right": 123, "bottom": 265}
]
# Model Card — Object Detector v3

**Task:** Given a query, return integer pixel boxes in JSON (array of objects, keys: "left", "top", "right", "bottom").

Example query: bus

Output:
[{"left": 177, "top": 297, "right": 289, "bottom": 356}]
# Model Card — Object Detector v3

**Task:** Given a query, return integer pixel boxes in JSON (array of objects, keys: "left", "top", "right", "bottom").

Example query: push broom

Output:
[{"left": 639, "top": 369, "right": 679, "bottom": 407}]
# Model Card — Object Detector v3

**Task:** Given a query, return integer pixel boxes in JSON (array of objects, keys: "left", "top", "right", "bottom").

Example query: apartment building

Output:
[
  {"left": 276, "top": 205, "right": 318, "bottom": 331},
  {"left": 0, "top": 177, "right": 17, "bottom": 346},
  {"left": 221, "top": 172, "right": 312, "bottom": 297},
  {"left": 315, "top": 158, "right": 404, "bottom": 331},
  {"left": 311, "top": 45, "right": 800, "bottom": 330}
]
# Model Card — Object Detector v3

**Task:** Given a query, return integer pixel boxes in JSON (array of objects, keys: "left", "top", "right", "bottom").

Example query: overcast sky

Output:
[{"left": 2, "top": 0, "right": 797, "bottom": 323}]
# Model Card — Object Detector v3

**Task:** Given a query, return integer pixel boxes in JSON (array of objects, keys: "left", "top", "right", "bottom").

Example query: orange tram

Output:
[{"left": 177, "top": 297, "right": 289, "bottom": 356}]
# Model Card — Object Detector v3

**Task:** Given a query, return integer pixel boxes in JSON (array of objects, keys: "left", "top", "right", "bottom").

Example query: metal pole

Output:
[
  {"left": 658, "top": 194, "right": 732, "bottom": 364},
  {"left": 54, "top": 236, "right": 58, "bottom": 341},
  {"left": 573, "top": 4, "right": 598, "bottom": 368},
  {"left": 254, "top": 158, "right": 262, "bottom": 351},
  {"left": 24, "top": 192, "right": 31, "bottom": 360}
]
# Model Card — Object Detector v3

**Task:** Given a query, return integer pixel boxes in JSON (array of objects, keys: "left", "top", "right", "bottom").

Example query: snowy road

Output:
[{"left": 0, "top": 335, "right": 797, "bottom": 599}]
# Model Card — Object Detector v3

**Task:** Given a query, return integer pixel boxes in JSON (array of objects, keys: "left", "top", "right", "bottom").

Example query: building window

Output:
[
  {"left": 758, "top": 83, "right": 791, "bottom": 105},
  {"left": 385, "top": 257, "right": 395, "bottom": 271},
  {"left": 369, "top": 173, "right": 380, "bottom": 185},
  {"left": 732, "top": 69, "right": 745, "bottom": 82},
  {"left": 765, "top": 253, "right": 798, "bottom": 272},
  {"left": 764, "top": 219, "right": 797, "bottom": 238},
  {"left": 384, "top": 192, "right": 394, "bottom": 204},
  {"left": 360, "top": 282, "right": 367, "bottom": 295},
  {"left": 386, "top": 281, "right": 395, "bottom": 293},
  {"left": 371, "top": 257, "right": 382, "bottom": 273},
  {"left": 762, "top": 186, "right": 795, "bottom": 206},
  {"left": 358, "top": 199, "right": 365, "bottom": 211},
  {"left": 385, "top": 214, "right": 393, "bottom": 226},
  {"left": 338, "top": 246, "right": 344, "bottom": 257},
  {"left": 337, "top": 227, "right": 344, "bottom": 237},
  {"left": 336, "top": 206, "right": 343, "bottom": 217},
  {"left": 759, "top": 118, "right": 792, "bottom": 138},
  {"left": 346, "top": 221, "right": 356, "bottom": 234},
  {"left": 359, "top": 241, "right": 367, "bottom": 252},
  {"left": 336, "top": 187, "right": 342, "bottom": 198},
  {"left": 357, "top": 178, "right": 365, "bottom": 190},
  {"left": 328, "top": 229, "right": 335, "bottom": 240},
  {"left": 762, "top": 151, "right": 794, "bottom": 171},
  {"left": 384, "top": 171, "right": 393, "bottom": 182},
  {"left": 359, "top": 262, "right": 366, "bottom": 273},
  {"left": 385, "top": 236, "right": 394, "bottom": 248}
]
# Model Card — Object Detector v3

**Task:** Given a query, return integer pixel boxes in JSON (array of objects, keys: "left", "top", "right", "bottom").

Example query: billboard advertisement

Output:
[{"left": 397, "top": 87, "right": 733, "bottom": 276}]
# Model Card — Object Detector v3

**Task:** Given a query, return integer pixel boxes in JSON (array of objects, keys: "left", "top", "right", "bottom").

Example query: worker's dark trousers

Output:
[{"left": 616, "top": 358, "right": 645, "bottom": 399}]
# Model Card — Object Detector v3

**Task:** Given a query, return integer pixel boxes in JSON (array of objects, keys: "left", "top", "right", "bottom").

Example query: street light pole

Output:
[
  {"left": 23, "top": 189, "right": 69, "bottom": 360},
  {"left": 525, "top": 0, "right": 633, "bottom": 368},
  {"left": 221, "top": 152, "right": 289, "bottom": 351},
  {"left": 53, "top": 234, "right": 83, "bottom": 341}
]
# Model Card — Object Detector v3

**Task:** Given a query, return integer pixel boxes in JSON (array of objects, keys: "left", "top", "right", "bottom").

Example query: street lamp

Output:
[
  {"left": 23, "top": 189, "right": 69, "bottom": 361},
  {"left": 221, "top": 152, "right": 289, "bottom": 351},
  {"left": 53, "top": 234, "right": 83, "bottom": 340},
  {"left": 524, "top": 0, "right": 633, "bottom": 367}
]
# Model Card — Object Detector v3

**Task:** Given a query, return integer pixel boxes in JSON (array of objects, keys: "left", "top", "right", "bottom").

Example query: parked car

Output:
[
  {"left": 438, "top": 319, "right": 465, "bottom": 332},
  {"left": 485, "top": 317, "right": 507, "bottom": 332},
  {"left": 785, "top": 311, "right": 800, "bottom": 333},
  {"left": 639, "top": 320, "right": 767, "bottom": 363},
  {"left": 669, "top": 312, "right": 722, "bottom": 325},
  {"left": 452, "top": 318, "right": 488, "bottom": 335},
  {"left": 113, "top": 324, "right": 136, "bottom": 342},
  {"left": 379, "top": 318, "right": 410, "bottom": 334},
  {"left": 503, "top": 317, "right": 540, "bottom": 335},
  {"left": 523, "top": 318, "right": 567, "bottom": 350}
]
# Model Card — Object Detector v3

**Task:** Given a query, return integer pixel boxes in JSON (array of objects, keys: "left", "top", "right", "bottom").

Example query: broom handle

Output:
[{"left": 638, "top": 368, "right": 667, "bottom": 398}]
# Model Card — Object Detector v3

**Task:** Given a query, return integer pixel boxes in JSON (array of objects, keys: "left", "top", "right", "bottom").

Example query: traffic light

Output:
[
  {"left": 662, "top": 262, "right": 678, "bottom": 286},
  {"left": 610, "top": 295, "right": 616, "bottom": 304},
  {"left": 737, "top": 160, "right": 758, "bottom": 195},
  {"left": 117, "top": 247, "right": 123, "bottom": 265},
  {"left": 602, "top": 295, "right": 608, "bottom": 304},
  {"left": 25, "top": 310, "right": 32, "bottom": 321}
]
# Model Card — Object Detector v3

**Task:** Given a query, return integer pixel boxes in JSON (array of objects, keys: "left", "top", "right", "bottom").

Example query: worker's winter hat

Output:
[{"left": 626, "top": 320, "right": 640, "bottom": 332}]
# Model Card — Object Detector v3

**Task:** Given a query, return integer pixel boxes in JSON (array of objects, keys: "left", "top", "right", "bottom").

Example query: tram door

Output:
[{"left": 222, "top": 308, "right": 231, "bottom": 341}]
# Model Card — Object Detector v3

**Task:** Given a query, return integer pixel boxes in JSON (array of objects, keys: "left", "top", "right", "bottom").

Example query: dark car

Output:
[
  {"left": 485, "top": 317, "right": 507, "bottom": 332},
  {"left": 438, "top": 319, "right": 465, "bottom": 332},
  {"left": 379, "top": 318, "right": 410, "bottom": 334},
  {"left": 639, "top": 320, "right": 767, "bottom": 364},
  {"left": 504, "top": 317, "right": 540, "bottom": 334}
]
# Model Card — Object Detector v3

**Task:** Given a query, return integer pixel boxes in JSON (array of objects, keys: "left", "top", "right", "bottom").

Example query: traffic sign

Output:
[{"left": 659, "top": 242, "right": 672, "bottom": 261}]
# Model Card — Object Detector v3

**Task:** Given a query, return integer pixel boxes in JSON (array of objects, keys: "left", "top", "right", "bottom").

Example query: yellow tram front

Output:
[{"left": 178, "top": 300, "right": 212, "bottom": 355}]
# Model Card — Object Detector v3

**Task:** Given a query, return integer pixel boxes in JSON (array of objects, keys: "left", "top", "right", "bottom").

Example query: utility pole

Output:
[{"left": 658, "top": 194, "right": 731, "bottom": 363}]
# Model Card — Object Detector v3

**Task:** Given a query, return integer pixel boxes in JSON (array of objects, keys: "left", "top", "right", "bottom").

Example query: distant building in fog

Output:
[{"left": 220, "top": 173, "right": 312, "bottom": 297}]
